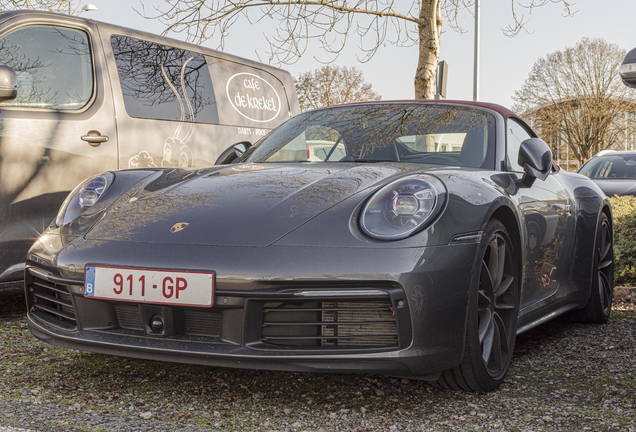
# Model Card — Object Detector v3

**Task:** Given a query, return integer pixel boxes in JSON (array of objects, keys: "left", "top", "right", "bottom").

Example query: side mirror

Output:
[
  {"left": 621, "top": 48, "right": 636, "bottom": 88},
  {"left": 518, "top": 138, "right": 552, "bottom": 187},
  {"left": 0, "top": 65, "right": 17, "bottom": 102},
  {"left": 214, "top": 141, "right": 252, "bottom": 165}
]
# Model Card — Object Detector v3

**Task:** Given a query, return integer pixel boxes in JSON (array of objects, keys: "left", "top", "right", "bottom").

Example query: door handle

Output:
[{"left": 81, "top": 130, "right": 109, "bottom": 147}]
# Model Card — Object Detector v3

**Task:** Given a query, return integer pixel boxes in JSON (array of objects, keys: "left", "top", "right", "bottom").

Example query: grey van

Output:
[{"left": 0, "top": 10, "right": 300, "bottom": 286}]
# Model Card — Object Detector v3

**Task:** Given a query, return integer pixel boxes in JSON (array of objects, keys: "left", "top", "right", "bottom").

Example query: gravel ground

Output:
[{"left": 1, "top": 285, "right": 635, "bottom": 432}]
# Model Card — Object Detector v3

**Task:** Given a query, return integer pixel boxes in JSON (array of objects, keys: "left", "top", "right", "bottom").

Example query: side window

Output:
[
  {"left": 507, "top": 118, "right": 533, "bottom": 172},
  {"left": 111, "top": 35, "right": 218, "bottom": 124},
  {"left": 0, "top": 25, "right": 93, "bottom": 110}
]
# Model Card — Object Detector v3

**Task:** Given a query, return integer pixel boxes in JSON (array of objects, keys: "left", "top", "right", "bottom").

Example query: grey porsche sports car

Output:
[{"left": 25, "top": 101, "right": 613, "bottom": 392}]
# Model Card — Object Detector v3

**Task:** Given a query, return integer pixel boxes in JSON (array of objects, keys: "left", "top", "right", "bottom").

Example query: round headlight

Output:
[
  {"left": 56, "top": 173, "right": 114, "bottom": 227},
  {"left": 359, "top": 175, "right": 446, "bottom": 240}
]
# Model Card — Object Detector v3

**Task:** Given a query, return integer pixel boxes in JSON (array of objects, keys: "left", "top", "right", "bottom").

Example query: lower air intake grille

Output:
[
  {"left": 28, "top": 277, "right": 77, "bottom": 330},
  {"left": 183, "top": 310, "right": 222, "bottom": 337},
  {"left": 116, "top": 305, "right": 144, "bottom": 331},
  {"left": 261, "top": 299, "right": 398, "bottom": 349},
  {"left": 114, "top": 304, "right": 221, "bottom": 337}
]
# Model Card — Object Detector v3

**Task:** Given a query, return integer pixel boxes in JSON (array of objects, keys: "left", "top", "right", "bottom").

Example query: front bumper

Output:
[{"left": 25, "top": 241, "right": 479, "bottom": 378}]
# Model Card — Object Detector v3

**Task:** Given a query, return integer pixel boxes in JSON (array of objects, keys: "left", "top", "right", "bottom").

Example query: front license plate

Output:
[{"left": 84, "top": 265, "right": 214, "bottom": 307}]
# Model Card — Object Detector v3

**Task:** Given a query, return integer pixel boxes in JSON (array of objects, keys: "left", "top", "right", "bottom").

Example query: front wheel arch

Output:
[
  {"left": 490, "top": 205, "right": 524, "bottom": 281},
  {"left": 434, "top": 218, "right": 520, "bottom": 392},
  {"left": 575, "top": 207, "right": 614, "bottom": 323}
]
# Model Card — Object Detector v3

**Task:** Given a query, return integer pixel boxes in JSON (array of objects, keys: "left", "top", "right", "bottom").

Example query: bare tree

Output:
[
  {"left": 513, "top": 38, "right": 636, "bottom": 165},
  {"left": 296, "top": 65, "right": 381, "bottom": 111},
  {"left": 140, "top": 0, "right": 573, "bottom": 99},
  {"left": 0, "top": 0, "right": 83, "bottom": 13}
]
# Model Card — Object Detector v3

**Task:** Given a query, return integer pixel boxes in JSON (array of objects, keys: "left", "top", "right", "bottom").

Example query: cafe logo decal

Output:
[{"left": 226, "top": 73, "right": 282, "bottom": 123}]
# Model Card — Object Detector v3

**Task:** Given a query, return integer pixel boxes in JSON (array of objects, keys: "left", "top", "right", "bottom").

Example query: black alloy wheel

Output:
[
  {"left": 477, "top": 230, "right": 517, "bottom": 378},
  {"left": 435, "top": 219, "right": 519, "bottom": 392},
  {"left": 577, "top": 212, "right": 614, "bottom": 323}
]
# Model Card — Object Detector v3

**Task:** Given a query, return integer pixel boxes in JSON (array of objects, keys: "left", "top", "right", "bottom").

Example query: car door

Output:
[
  {"left": 0, "top": 16, "right": 118, "bottom": 281},
  {"left": 506, "top": 118, "right": 573, "bottom": 309}
]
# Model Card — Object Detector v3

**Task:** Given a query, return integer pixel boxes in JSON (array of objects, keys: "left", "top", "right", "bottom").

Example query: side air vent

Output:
[
  {"left": 28, "top": 276, "right": 77, "bottom": 330},
  {"left": 261, "top": 299, "right": 398, "bottom": 349}
]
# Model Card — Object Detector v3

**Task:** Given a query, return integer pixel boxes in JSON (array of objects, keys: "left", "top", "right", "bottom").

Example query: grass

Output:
[{"left": 1, "top": 286, "right": 635, "bottom": 431}]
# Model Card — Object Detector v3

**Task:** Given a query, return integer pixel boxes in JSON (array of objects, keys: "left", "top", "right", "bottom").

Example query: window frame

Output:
[{"left": 0, "top": 22, "right": 96, "bottom": 114}]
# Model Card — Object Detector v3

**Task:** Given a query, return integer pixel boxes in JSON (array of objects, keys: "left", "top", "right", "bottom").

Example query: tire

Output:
[
  {"left": 435, "top": 219, "right": 520, "bottom": 392},
  {"left": 576, "top": 212, "right": 613, "bottom": 323}
]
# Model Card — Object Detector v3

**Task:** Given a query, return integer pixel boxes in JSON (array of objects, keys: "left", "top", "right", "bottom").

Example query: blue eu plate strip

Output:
[{"left": 84, "top": 266, "right": 96, "bottom": 297}]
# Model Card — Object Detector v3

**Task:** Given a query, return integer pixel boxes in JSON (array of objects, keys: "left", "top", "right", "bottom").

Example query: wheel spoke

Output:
[
  {"left": 481, "top": 318, "right": 495, "bottom": 363},
  {"left": 496, "top": 240, "right": 506, "bottom": 289},
  {"left": 489, "top": 313, "right": 509, "bottom": 372},
  {"left": 488, "top": 239, "right": 500, "bottom": 288},
  {"left": 599, "top": 223, "right": 613, "bottom": 270},
  {"left": 600, "top": 222, "right": 607, "bottom": 252},
  {"left": 601, "top": 237, "right": 611, "bottom": 262},
  {"left": 481, "top": 261, "right": 494, "bottom": 295},
  {"left": 478, "top": 290, "right": 491, "bottom": 310},
  {"left": 493, "top": 312, "right": 509, "bottom": 354},
  {"left": 599, "top": 271, "right": 612, "bottom": 312},
  {"left": 493, "top": 274, "right": 513, "bottom": 299},
  {"left": 478, "top": 309, "right": 492, "bottom": 343}
]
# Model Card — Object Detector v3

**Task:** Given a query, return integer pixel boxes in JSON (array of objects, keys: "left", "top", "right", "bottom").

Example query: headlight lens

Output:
[
  {"left": 56, "top": 173, "right": 114, "bottom": 227},
  {"left": 359, "top": 175, "right": 446, "bottom": 240}
]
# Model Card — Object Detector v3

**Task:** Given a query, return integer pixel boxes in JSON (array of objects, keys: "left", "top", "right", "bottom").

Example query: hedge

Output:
[{"left": 609, "top": 195, "right": 636, "bottom": 287}]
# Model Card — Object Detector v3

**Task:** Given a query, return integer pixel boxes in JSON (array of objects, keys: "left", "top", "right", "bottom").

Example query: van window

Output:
[
  {"left": 111, "top": 35, "right": 219, "bottom": 124},
  {"left": 0, "top": 25, "right": 93, "bottom": 110}
]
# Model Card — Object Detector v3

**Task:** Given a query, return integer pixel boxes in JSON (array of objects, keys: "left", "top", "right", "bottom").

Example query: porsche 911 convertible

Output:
[{"left": 25, "top": 101, "right": 613, "bottom": 392}]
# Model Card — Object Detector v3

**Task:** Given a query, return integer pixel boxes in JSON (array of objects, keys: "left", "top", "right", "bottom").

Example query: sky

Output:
[{"left": 77, "top": 0, "right": 636, "bottom": 109}]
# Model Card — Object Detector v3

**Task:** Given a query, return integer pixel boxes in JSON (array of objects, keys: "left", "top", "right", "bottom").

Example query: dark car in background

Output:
[
  {"left": 25, "top": 101, "right": 613, "bottom": 392},
  {"left": 578, "top": 150, "right": 636, "bottom": 197}
]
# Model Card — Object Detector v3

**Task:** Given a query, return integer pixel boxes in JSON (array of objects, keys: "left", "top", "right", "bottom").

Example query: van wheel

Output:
[{"left": 434, "top": 219, "right": 519, "bottom": 392}]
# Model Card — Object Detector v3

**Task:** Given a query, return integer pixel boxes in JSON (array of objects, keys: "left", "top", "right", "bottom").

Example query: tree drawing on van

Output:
[
  {"left": 159, "top": 58, "right": 195, "bottom": 168},
  {"left": 111, "top": 35, "right": 219, "bottom": 168}
]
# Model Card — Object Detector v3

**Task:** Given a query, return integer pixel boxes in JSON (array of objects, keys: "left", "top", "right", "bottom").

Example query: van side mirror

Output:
[
  {"left": 518, "top": 138, "right": 552, "bottom": 187},
  {"left": 0, "top": 65, "right": 17, "bottom": 102},
  {"left": 215, "top": 141, "right": 252, "bottom": 165},
  {"left": 621, "top": 48, "right": 636, "bottom": 88}
]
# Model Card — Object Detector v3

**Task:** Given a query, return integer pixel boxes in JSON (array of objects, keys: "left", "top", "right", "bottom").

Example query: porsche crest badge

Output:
[{"left": 170, "top": 222, "right": 189, "bottom": 233}]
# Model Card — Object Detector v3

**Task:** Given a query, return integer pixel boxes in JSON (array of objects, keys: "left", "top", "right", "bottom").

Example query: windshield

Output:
[
  {"left": 243, "top": 103, "right": 496, "bottom": 169},
  {"left": 579, "top": 154, "right": 636, "bottom": 179}
]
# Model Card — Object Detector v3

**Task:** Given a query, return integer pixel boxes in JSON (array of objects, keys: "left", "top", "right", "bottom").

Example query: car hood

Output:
[
  {"left": 85, "top": 163, "right": 415, "bottom": 246},
  {"left": 592, "top": 179, "right": 636, "bottom": 197}
]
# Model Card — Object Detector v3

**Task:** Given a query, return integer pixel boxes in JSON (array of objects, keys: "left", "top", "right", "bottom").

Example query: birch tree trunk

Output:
[{"left": 415, "top": 0, "right": 442, "bottom": 99}]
